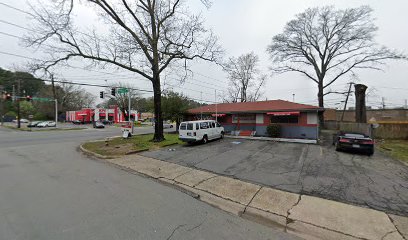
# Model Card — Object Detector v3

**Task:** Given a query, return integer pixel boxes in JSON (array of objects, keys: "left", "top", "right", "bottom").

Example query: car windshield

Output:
[{"left": 180, "top": 123, "right": 186, "bottom": 130}]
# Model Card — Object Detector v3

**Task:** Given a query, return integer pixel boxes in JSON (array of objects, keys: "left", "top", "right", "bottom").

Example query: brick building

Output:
[{"left": 187, "top": 100, "right": 323, "bottom": 139}]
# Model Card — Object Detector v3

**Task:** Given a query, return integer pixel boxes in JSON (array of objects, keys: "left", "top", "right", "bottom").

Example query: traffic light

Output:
[
  {"left": 111, "top": 88, "right": 116, "bottom": 96},
  {"left": 100, "top": 91, "right": 104, "bottom": 99},
  {"left": 26, "top": 95, "right": 32, "bottom": 101}
]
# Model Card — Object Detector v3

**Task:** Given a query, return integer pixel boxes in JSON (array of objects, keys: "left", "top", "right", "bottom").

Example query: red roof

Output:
[{"left": 188, "top": 100, "right": 322, "bottom": 114}]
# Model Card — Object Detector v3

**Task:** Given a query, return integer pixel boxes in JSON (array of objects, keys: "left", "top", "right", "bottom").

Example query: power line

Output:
[
  {"left": 0, "top": 19, "right": 33, "bottom": 32},
  {"left": 0, "top": 64, "right": 219, "bottom": 104},
  {"left": 0, "top": 5, "right": 232, "bottom": 91},
  {"left": 0, "top": 2, "right": 34, "bottom": 16}
]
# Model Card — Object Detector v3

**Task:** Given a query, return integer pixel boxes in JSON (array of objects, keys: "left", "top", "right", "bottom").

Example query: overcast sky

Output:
[{"left": 0, "top": 0, "right": 407, "bottom": 109}]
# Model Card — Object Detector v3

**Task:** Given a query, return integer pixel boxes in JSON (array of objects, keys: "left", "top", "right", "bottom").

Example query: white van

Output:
[{"left": 179, "top": 120, "right": 224, "bottom": 144}]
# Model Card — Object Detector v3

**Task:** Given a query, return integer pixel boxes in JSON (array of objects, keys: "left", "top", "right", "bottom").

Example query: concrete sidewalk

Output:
[{"left": 89, "top": 152, "right": 407, "bottom": 240}]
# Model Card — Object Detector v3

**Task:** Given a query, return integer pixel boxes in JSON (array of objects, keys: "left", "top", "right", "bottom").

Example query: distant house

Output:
[{"left": 186, "top": 100, "right": 324, "bottom": 139}]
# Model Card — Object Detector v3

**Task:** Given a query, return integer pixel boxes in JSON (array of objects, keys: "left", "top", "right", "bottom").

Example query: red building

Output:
[
  {"left": 187, "top": 100, "right": 324, "bottom": 139},
  {"left": 66, "top": 106, "right": 139, "bottom": 123}
]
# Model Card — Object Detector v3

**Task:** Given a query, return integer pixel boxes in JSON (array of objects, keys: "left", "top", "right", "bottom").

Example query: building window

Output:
[
  {"left": 270, "top": 115, "right": 299, "bottom": 124},
  {"left": 232, "top": 114, "right": 256, "bottom": 123}
]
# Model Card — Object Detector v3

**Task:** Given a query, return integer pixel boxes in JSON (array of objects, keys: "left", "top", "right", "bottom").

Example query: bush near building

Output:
[{"left": 267, "top": 124, "right": 281, "bottom": 137}]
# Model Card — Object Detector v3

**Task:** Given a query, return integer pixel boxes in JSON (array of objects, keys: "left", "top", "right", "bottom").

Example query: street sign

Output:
[
  {"left": 32, "top": 97, "right": 53, "bottom": 102},
  {"left": 117, "top": 88, "right": 128, "bottom": 94}
]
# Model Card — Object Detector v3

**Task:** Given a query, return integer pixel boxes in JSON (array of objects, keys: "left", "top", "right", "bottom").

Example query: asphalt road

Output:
[
  {"left": 141, "top": 137, "right": 408, "bottom": 217},
  {"left": 0, "top": 126, "right": 298, "bottom": 240}
]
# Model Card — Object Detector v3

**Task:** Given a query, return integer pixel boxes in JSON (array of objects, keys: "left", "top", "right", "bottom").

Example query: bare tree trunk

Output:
[
  {"left": 152, "top": 75, "right": 164, "bottom": 142},
  {"left": 317, "top": 81, "right": 324, "bottom": 126},
  {"left": 354, "top": 84, "right": 368, "bottom": 123}
]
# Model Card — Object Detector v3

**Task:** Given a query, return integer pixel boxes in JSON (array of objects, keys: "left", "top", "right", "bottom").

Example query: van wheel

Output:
[
  {"left": 220, "top": 132, "right": 224, "bottom": 139},
  {"left": 202, "top": 135, "right": 208, "bottom": 144}
]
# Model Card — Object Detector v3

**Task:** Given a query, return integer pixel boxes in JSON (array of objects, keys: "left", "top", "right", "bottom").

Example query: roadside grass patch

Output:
[
  {"left": 82, "top": 133, "right": 182, "bottom": 157},
  {"left": 3, "top": 126, "right": 31, "bottom": 131},
  {"left": 378, "top": 140, "right": 408, "bottom": 163}
]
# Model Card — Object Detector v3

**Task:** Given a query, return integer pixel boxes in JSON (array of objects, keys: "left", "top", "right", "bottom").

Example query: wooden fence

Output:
[{"left": 323, "top": 121, "right": 408, "bottom": 139}]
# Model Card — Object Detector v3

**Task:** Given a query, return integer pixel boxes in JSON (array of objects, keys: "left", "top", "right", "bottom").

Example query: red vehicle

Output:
[{"left": 333, "top": 132, "right": 374, "bottom": 155}]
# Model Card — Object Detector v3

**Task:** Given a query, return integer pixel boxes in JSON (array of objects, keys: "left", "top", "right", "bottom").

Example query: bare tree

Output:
[
  {"left": 25, "top": 0, "right": 222, "bottom": 141},
  {"left": 223, "top": 52, "right": 266, "bottom": 102},
  {"left": 267, "top": 6, "right": 406, "bottom": 123},
  {"left": 58, "top": 82, "right": 95, "bottom": 110}
]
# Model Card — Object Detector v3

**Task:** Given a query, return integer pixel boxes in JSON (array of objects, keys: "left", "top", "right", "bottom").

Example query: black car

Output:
[
  {"left": 333, "top": 132, "right": 374, "bottom": 155},
  {"left": 27, "top": 121, "right": 41, "bottom": 127}
]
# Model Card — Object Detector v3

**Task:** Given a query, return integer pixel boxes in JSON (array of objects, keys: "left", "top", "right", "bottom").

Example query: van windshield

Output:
[{"left": 180, "top": 123, "right": 186, "bottom": 130}]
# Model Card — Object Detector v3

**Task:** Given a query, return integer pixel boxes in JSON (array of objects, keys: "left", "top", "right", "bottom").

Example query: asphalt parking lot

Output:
[{"left": 141, "top": 137, "right": 408, "bottom": 216}]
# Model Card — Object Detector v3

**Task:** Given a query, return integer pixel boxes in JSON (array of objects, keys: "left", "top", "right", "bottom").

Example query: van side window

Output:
[
  {"left": 187, "top": 123, "right": 194, "bottom": 130},
  {"left": 208, "top": 122, "right": 212, "bottom": 128},
  {"left": 180, "top": 123, "right": 186, "bottom": 130},
  {"left": 200, "top": 122, "right": 208, "bottom": 129},
  {"left": 211, "top": 122, "right": 215, "bottom": 128},
  {"left": 216, "top": 122, "right": 221, "bottom": 127},
  {"left": 196, "top": 123, "right": 199, "bottom": 130}
]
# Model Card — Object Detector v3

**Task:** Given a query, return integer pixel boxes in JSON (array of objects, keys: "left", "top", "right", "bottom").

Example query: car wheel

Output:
[
  {"left": 335, "top": 142, "right": 340, "bottom": 151},
  {"left": 220, "top": 132, "right": 224, "bottom": 139},
  {"left": 367, "top": 149, "right": 374, "bottom": 156},
  {"left": 202, "top": 135, "right": 208, "bottom": 144}
]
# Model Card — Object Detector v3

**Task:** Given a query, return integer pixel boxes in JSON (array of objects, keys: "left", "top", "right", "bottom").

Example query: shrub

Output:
[{"left": 267, "top": 124, "right": 281, "bottom": 137}]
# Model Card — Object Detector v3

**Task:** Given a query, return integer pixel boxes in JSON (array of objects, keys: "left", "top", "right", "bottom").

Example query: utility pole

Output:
[
  {"left": 341, "top": 82, "right": 353, "bottom": 122},
  {"left": 55, "top": 99, "right": 58, "bottom": 128},
  {"left": 12, "top": 84, "right": 15, "bottom": 102},
  {"left": 128, "top": 89, "right": 131, "bottom": 122},
  {"left": 0, "top": 85, "right": 3, "bottom": 126},
  {"left": 382, "top": 97, "right": 386, "bottom": 109},
  {"left": 16, "top": 79, "right": 21, "bottom": 128},
  {"left": 200, "top": 91, "right": 203, "bottom": 120},
  {"left": 50, "top": 74, "right": 56, "bottom": 100},
  {"left": 128, "top": 88, "right": 134, "bottom": 134},
  {"left": 215, "top": 89, "right": 217, "bottom": 122},
  {"left": 405, "top": 99, "right": 407, "bottom": 109},
  {"left": 292, "top": 93, "right": 295, "bottom": 102}
]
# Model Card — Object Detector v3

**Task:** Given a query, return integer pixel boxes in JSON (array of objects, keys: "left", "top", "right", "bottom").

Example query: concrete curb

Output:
[
  {"left": 80, "top": 148, "right": 407, "bottom": 240},
  {"left": 79, "top": 144, "right": 119, "bottom": 159}
]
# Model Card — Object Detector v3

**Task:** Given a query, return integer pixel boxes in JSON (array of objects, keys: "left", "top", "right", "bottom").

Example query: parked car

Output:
[
  {"left": 12, "top": 118, "right": 29, "bottom": 123},
  {"left": 101, "top": 119, "right": 113, "bottom": 125},
  {"left": 37, "top": 121, "right": 56, "bottom": 127},
  {"left": 27, "top": 121, "right": 41, "bottom": 127},
  {"left": 164, "top": 123, "right": 174, "bottom": 129},
  {"left": 72, "top": 120, "right": 83, "bottom": 125},
  {"left": 333, "top": 132, "right": 374, "bottom": 155},
  {"left": 179, "top": 120, "right": 224, "bottom": 144},
  {"left": 94, "top": 122, "right": 105, "bottom": 128}
]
